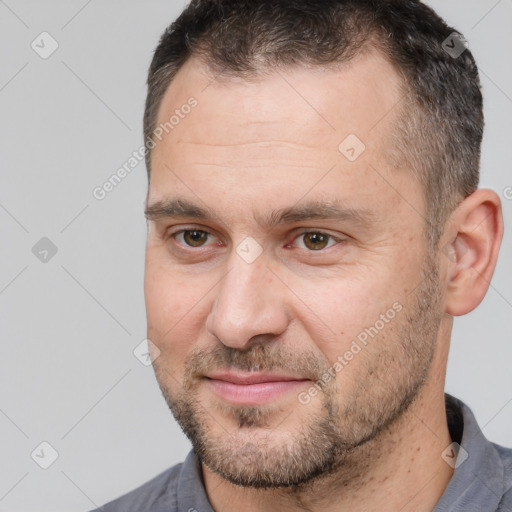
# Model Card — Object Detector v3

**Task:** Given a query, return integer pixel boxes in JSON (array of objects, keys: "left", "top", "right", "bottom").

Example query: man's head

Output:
[{"left": 142, "top": 0, "right": 502, "bottom": 492}]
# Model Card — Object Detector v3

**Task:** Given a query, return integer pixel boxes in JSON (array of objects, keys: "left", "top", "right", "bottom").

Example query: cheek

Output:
[
  {"left": 144, "top": 260, "right": 213, "bottom": 355},
  {"left": 292, "top": 274, "right": 404, "bottom": 359}
]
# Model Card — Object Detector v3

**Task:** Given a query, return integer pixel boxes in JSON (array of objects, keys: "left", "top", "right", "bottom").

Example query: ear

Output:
[{"left": 442, "top": 189, "right": 504, "bottom": 316}]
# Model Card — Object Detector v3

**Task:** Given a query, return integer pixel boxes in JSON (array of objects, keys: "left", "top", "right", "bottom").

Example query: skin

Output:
[{"left": 144, "top": 47, "right": 503, "bottom": 512}]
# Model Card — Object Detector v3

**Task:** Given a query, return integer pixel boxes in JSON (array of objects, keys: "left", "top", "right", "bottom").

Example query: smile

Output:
[{"left": 204, "top": 372, "right": 310, "bottom": 405}]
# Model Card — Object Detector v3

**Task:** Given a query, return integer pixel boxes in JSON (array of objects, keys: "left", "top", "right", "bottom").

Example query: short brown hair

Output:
[{"left": 144, "top": 0, "right": 483, "bottom": 247}]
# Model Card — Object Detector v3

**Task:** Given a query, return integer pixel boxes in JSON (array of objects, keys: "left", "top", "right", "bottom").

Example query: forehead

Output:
[
  {"left": 155, "top": 48, "right": 404, "bottom": 142},
  {"left": 147, "top": 49, "right": 418, "bottom": 221}
]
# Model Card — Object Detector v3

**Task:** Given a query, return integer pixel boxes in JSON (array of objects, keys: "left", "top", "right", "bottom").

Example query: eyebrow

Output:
[{"left": 144, "top": 198, "right": 375, "bottom": 229}]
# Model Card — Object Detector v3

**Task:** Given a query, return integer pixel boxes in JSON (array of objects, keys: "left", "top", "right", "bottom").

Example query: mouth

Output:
[{"left": 204, "top": 371, "right": 310, "bottom": 405}]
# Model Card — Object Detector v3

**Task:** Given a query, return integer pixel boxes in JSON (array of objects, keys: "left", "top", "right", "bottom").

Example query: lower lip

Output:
[{"left": 206, "top": 379, "right": 309, "bottom": 405}]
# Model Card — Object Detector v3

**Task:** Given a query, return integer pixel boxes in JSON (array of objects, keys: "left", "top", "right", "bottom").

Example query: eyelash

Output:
[{"left": 169, "top": 229, "right": 343, "bottom": 251}]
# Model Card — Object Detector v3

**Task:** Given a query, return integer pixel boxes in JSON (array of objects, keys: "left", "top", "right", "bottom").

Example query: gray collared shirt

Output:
[{"left": 94, "top": 395, "right": 512, "bottom": 511}]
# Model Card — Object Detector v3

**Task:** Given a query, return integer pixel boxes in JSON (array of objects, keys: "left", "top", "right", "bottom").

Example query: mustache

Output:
[{"left": 183, "top": 342, "right": 330, "bottom": 382}]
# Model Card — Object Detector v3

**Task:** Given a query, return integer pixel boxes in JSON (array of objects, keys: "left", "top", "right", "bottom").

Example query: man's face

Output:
[{"left": 144, "top": 51, "right": 444, "bottom": 488}]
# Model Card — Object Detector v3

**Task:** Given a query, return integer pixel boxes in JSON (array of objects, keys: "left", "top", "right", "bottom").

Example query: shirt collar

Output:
[
  {"left": 433, "top": 393, "right": 505, "bottom": 512},
  {"left": 176, "top": 448, "right": 215, "bottom": 512}
]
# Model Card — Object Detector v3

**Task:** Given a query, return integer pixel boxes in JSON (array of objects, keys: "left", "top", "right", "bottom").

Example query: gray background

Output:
[{"left": 0, "top": 1, "right": 510, "bottom": 510}]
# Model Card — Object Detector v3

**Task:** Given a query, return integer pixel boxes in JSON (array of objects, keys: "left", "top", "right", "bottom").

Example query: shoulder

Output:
[
  {"left": 494, "top": 443, "right": 512, "bottom": 511},
  {"left": 89, "top": 462, "right": 183, "bottom": 512}
]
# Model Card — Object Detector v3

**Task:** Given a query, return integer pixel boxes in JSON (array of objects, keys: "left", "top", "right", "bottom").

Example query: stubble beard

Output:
[{"left": 152, "top": 259, "right": 442, "bottom": 490}]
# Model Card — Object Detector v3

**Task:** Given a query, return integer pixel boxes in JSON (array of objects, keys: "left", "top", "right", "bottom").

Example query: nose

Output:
[{"left": 205, "top": 252, "right": 290, "bottom": 350}]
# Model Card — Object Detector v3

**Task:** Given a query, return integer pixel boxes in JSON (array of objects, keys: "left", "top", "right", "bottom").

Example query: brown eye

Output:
[
  {"left": 302, "top": 232, "right": 330, "bottom": 250},
  {"left": 182, "top": 230, "right": 209, "bottom": 247}
]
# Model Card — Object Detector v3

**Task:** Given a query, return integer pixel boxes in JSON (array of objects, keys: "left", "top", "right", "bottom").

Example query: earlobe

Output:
[{"left": 444, "top": 189, "right": 503, "bottom": 316}]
